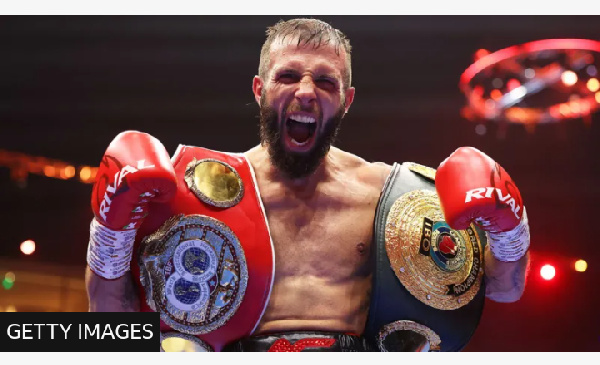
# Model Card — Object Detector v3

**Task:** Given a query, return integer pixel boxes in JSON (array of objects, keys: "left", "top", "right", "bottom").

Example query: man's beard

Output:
[{"left": 259, "top": 99, "right": 345, "bottom": 179}]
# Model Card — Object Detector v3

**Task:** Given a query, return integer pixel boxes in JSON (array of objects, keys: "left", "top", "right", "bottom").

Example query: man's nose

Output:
[{"left": 294, "top": 77, "right": 317, "bottom": 105}]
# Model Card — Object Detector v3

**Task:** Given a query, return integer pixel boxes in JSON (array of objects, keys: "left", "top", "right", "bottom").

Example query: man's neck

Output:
[{"left": 249, "top": 144, "right": 334, "bottom": 191}]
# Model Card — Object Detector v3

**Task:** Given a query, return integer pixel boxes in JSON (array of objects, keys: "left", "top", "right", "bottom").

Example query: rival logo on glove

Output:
[
  {"left": 98, "top": 159, "right": 155, "bottom": 222},
  {"left": 464, "top": 187, "right": 521, "bottom": 220}
]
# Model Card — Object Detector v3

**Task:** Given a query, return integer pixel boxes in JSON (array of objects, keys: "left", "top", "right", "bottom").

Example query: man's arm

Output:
[
  {"left": 85, "top": 266, "right": 139, "bottom": 312},
  {"left": 436, "top": 147, "right": 531, "bottom": 303},
  {"left": 85, "top": 131, "right": 177, "bottom": 311},
  {"left": 484, "top": 247, "right": 530, "bottom": 303}
]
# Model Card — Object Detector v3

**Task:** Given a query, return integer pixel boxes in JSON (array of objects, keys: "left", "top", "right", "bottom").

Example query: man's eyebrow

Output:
[
  {"left": 313, "top": 65, "right": 340, "bottom": 79},
  {"left": 272, "top": 66, "right": 340, "bottom": 80},
  {"left": 316, "top": 73, "right": 338, "bottom": 80},
  {"left": 274, "top": 68, "right": 299, "bottom": 74}
]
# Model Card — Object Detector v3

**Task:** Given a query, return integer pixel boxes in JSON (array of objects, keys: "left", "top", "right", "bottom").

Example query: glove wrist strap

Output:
[
  {"left": 487, "top": 208, "right": 530, "bottom": 262},
  {"left": 87, "top": 218, "right": 137, "bottom": 279}
]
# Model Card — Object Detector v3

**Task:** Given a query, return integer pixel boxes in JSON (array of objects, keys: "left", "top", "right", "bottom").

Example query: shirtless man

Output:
[{"left": 85, "top": 18, "right": 530, "bottom": 352}]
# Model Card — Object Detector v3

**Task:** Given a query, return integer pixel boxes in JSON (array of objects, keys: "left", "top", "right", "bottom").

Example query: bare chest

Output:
[{"left": 261, "top": 183, "right": 380, "bottom": 279}]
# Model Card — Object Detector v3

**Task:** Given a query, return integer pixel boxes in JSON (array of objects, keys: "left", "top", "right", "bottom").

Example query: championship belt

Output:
[
  {"left": 130, "top": 146, "right": 275, "bottom": 352},
  {"left": 364, "top": 162, "right": 486, "bottom": 352}
]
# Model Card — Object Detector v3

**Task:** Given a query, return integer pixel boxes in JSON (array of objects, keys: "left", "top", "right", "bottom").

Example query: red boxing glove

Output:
[
  {"left": 88, "top": 131, "right": 178, "bottom": 279},
  {"left": 435, "top": 147, "right": 529, "bottom": 262},
  {"left": 435, "top": 147, "right": 523, "bottom": 233},
  {"left": 91, "top": 131, "right": 177, "bottom": 229}
]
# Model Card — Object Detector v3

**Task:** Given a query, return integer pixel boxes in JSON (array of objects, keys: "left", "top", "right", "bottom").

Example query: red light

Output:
[
  {"left": 474, "top": 48, "right": 490, "bottom": 61},
  {"left": 507, "top": 78, "right": 521, "bottom": 91},
  {"left": 490, "top": 89, "right": 503, "bottom": 101},
  {"left": 540, "top": 264, "right": 556, "bottom": 280}
]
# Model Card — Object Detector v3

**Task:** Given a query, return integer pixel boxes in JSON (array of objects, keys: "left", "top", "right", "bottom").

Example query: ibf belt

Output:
[
  {"left": 131, "top": 146, "right": 275, "bottom": 352},
  {"left": 364, "top": 162, "right": 486, "bottom": 352}
]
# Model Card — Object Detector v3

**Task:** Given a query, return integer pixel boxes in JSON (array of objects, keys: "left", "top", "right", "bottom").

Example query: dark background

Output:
[{"left": 0, "top": 16, "right": 599, "bottom": 351}]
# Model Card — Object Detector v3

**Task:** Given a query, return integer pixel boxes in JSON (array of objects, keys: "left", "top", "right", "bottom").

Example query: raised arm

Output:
[
  {"left": 86, "top": 131, "right": 177, "bottom": 311},
  {"left": 483, "top": 247, "right": 530, "bottom": 302},
  {"left": 86, "top": 268, "right": 140, "bottom": 311},
  {"left": 436, "top": 147, "right": 531, "bottom": 303}
]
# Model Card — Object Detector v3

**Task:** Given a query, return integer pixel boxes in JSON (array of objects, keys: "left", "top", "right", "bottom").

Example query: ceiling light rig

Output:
[{"left": 460, "top": 39, "right": 600, "bottom": 135}]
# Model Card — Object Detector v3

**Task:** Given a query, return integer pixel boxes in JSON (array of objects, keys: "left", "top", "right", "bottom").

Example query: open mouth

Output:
[{"left": 284, "top": 114, "right": 318, "bottom": 150}]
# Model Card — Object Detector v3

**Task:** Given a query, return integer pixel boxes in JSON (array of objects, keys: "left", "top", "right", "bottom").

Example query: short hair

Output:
[{"left": 258, "top": 18, "right": 353, "bottom": 90}]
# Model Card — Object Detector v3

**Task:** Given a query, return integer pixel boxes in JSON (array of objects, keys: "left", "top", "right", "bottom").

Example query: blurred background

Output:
[{"left": 0, "top": 16, "right": 599, "bottom": 351}]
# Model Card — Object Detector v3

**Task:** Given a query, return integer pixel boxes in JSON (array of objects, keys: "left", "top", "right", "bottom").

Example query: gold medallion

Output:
[
  {"left": 160, "top": 331, "right": 214, "bottom": 352},
  {"left": 385, "top": 190, "right": 484, "bottom": 310},
  {"left": 185, "top": 158, "right": 244, "bottom": 208}
]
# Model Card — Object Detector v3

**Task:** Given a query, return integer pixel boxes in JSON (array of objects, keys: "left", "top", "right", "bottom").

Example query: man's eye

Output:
[
  {"left": 316, "top": 78, "right": 336, "bottom": 91},
  {"left": 278, "top": 73, "right": 299, "bottom": 83}
]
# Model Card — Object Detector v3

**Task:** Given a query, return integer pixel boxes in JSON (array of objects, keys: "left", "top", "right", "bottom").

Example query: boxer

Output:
[{"left": 85, "top": 18, "right": 530, "bottom": 352}]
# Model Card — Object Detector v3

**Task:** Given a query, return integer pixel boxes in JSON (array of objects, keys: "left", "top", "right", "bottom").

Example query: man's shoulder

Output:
[{"left": 331, "top": 147, "right": 392, "bottom": 190}]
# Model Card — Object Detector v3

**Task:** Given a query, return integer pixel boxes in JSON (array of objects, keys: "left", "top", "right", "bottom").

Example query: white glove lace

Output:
[
  {"left": 486, "top": 208, "right": 530, "bottom": 262},
  {"left": 87, "top": 218, "right": 137, "bottom": 279}
]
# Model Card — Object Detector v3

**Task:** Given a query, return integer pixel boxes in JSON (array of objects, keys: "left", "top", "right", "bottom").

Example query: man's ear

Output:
[
  {"left": 344, "top": 87, "right": 355, "bottom": 114},
  {"left": 252, "top": 76, "right": 263, "bottom": 105}
]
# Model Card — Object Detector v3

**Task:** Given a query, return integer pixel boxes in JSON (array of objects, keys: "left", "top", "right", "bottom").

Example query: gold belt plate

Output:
[
  {"left": 385, "top": 190, "right": 484, "bottom": 310},
  {"left": 185, "top": 158, "right": 245, "bottom": 208}
]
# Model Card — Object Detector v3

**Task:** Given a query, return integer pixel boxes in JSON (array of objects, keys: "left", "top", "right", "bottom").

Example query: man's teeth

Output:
[{"left": 289, "top": 115, "right": 316, "bottom": 124}]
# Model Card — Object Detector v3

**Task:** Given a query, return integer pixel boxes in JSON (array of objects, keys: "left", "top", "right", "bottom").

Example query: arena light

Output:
[
  {"left": 2, "top": 279, "right": 14, "bottom": 290},
  {"left": 475, "top": 124, "right": 487, "bottom": 135},
  {"left": 490, "top": 89, "right": 502, "bottom": 101},
  {"left": 64, "top": 165, "right": 76, "bottom": 178},
  {"left": 43, "top": 165, "right": 56, "bottom": 177},
  {"left": 80, "top": 166, "right": 91, "bottom": 181},
  {"left": 79, "top": 166, "right": 100, "bottom": 183},
  {"left": 78, "top": 166, "right": 98, "bottom": 183},
  {"left": 0, "top": 149, "right": 97, "bottom": 185},
  {"left": 5, "top": 272, "right": 15, "bottom": 282},
  {"left": 91, "top": 167, "right": 98, "bottom": 180},
  {"left": 524, "top": 68, "right": 535, "bottom": 79},
  {"left": 474, "top": 48, "right": 490, "bottom": 61},
  {"left": 540, "top": 264, "right": 556, "bottom": 281},
  {"left": 20, "top": 239, "right": 36, "bottom": 255},
  {"left": 460, "top": 39, "right": 600, "bottom": 127},
  {"left": 2, "top": 272, "right": 15, "bottom": 290},
  {"left": 587, "top": 78, "right": 600, "bottom": 92},
  {"left": 507, "top": 78, "right": 521, "bottom": 91},
  {"left": 561, "top": 70, "right": 578, "bottom": 86},
  {"left": 574, "top": 260, "right": 587, "bottom": 272},
  {"left": 460, "top": 38, "right": 600, "bottom": 86}
]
